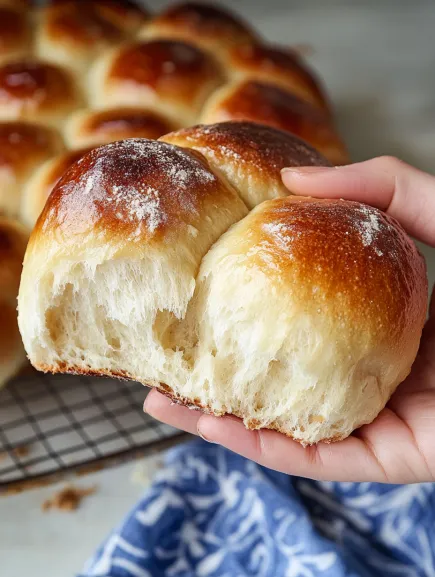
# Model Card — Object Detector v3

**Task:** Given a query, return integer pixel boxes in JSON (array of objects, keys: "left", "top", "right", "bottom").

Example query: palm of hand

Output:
[{"left": 358, "top": 306, "right": 435, "bottom": 483}]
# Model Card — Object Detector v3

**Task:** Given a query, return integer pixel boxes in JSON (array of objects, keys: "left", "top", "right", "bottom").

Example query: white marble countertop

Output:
[
  {"left": 2, "top": 1, "right": 435, "bottom": 576},
  {"left": 0, "top": 454, "right": 163, "bottom": 577}
]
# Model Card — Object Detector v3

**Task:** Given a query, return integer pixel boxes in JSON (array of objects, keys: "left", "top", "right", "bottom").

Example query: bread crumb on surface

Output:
[
  {"left": 0, "top": 445, "right": 30, "bottom": 461},
  {"left": 13, "top": 445, "right": 30, "bottom": 458},
  {"left": 42, "top": 485, "right": 97, "bottom": 512}
]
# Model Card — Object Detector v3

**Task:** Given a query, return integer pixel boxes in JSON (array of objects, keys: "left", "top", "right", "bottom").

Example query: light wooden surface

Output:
[{"left": 2, "top": 2, "right": 434, "bottom": 576}]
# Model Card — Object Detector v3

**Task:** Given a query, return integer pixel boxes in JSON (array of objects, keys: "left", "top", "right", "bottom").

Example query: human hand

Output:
[{"left": 145, "top": 156, "right": 435, "bottom": 484}]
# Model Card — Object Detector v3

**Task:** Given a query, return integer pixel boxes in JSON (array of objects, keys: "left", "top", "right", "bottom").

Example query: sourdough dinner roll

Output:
[
  {"left": 18, "top": 139, "right": 248, "bottom": 386},
  {"left": 0, "top": 216, "right": 28, "bottom": 388},
  {"left": 140, "top": 1, "right": 258, "bottom": 57},
  {"left": 0, "top": 122, "right": 64, "bottom": 218},
  {"left": 200, "top": 80, "right": 348, "bottom": 165},
  {"left": 89, "top": 40, "right": 224, "bottom": 126},
  {"left": 162, "top": 121, "right": 330, "bottom": 208},
  {"left": 20, "top": 147, "right": 93, "bottom": 230},
  {"left": 0, "top": 60, "right": 82, "bottom": 127},
  {"left": 36, "top": 0, "right": 149, "bottom": 75},
  {"left": 65, "top": 107, "right": 175, "bottom": 149},
  {"left": 191, "top": 197, "right": 427, "bottom": 443},
  {"left": 18, "top": 130, "right": 427, "bottom": 445},
  {"left": 225, "top": 44, "right": 330, "bottom": 113}
]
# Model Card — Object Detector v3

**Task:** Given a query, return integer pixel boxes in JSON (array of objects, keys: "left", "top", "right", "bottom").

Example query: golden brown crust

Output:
[
  {"left": 227, "top": 43, "right": 329, "bottom": 112},
  {"left": 107, "top": 40, "right": 223, "bottom": 104},
  {"left": 144, "top": 1, "right": 258, "bottom": 52},
  {"left": 0, "top": 121, "right": 64, "bottom": 218},
  {"left": 0, "top": 60, "right": 80, "bottom": 121},
  {"left": 41, "top": 147, "right": 93, "bottom": 186},
  {"left": 0, "top": 122, "right": 63, "bottom": 176},
  {"left": 43, "top": 4, "right": 123, "bottom": 47},
  {"left": 0, "top": 7, "right": 31, "bottom": 63},
  {"left": 70, "top": 107, "right": 175, "bottom": 146},
  {"left": 163, "top": 121, "right": 330, "bottom": 175},
  {"left": 162, "top": 121, "right": 331, "bottom": 208},
  {"left": 80, "top": 0, "right": 149, "bottom": 31},
  {"left": 28, "top": 147, "right": 93, "bottom": 218},
  {"left": 201, "top": 81, "right": 348, "bottom": 164},
  {"left": 37, "top": 1, "right": 148, "bottom": 75},
  {"left": 249, "top": 196, "right": 427, "bottom": 341},
  {"left": 44, "top": 0, "right": 148, "bottom": 38},
  {"left": 35, "top": 138, "right": 242, "bottom": 243},
  {"left": 35, "top": 361, "right": 136, "bottom": 382}
]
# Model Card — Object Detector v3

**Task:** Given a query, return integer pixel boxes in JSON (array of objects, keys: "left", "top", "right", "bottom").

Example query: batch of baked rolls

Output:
[{"left": 2, "top": 0, "right": 429, "bottom": 444}]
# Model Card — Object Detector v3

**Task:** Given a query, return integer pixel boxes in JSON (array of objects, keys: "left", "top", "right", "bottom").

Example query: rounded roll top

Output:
[
  {"left": 247, "top": 196, "right": 426, "bottom": 336},
  {"left": 0, "top": 60, "right": 81, "bottom": 126},
  {"left": 162, "top": 121, "right": 331, "bottom": 208},
  {"left": 0, "top": 122, "right": 63, "bottom": 174},
  {"left": 64, "top": 107, "right": 175, "bottom": 149},
  {"left": 200, "top": 80, "right": 348, "bottom": 165},
  {"left": 20, "top": 147, "right": 93, "bottom": 230},
  {"left": 33, "top": 138, "right": 247, "bottom": 248},
  {"left": 140, "top": 1, "right": 258, "bottom": 54},
  {"left": 90, "top": 39, "right": 224, "bottom": 126},
  {"left": 0, "top": 122, "right": 64, "bottom": 219},
  {"left": 36, "top": 0, "right": 149, "bottom": 74},
  {"left": 225, "top": 43, "right": 329, "bottom": 111}
]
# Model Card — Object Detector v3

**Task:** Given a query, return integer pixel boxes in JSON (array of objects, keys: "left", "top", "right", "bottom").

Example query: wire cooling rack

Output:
[{"left": 0, "top": 371, "right": 185, "bottom": 492}]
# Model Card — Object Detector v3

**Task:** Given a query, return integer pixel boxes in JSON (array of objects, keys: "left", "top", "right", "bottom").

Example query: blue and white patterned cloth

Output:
[{"left": 79, "top": 439, "right": 435, "bottom": 577}]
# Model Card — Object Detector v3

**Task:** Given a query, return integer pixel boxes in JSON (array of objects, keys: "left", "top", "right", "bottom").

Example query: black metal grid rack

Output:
[{"left": 0, "top": 372, "right": 184, "bottom": 491}]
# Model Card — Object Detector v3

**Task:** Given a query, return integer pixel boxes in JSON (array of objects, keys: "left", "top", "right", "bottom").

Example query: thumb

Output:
[{"left": 281, "top": 156, "right": 435, "bottom": 246}]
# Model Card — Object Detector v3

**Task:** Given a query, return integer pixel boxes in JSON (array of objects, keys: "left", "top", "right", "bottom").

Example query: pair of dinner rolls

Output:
[{"left": 18, "top": 122, "right": 427, "bottom": 444}]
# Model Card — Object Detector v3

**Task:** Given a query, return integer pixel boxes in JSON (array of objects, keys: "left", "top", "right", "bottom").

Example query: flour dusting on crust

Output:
[
  {"left": 51, "top": 139, "right": 220, "bottom": 237},
  {"left": 262, "top": 199, "right": 397, "bottom": 260}
]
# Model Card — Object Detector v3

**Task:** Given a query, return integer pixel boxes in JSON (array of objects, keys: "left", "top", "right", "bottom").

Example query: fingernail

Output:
[
  {"left": 143, "top": 391, "right": 156, "bottom": 414},
  {"left": 197, "top": 427, "right": 217, "bottom": 443},
  {"left": 198, "top": 431, "right": 215, "bottom": 443},
  {"left": 197, "top": 416, "right": 218, "bottom": 443},
  {"left": 281, "top": 166, "right": 333, "bottom": 176}
]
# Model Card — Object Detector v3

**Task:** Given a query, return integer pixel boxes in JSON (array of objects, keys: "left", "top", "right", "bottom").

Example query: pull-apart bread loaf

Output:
[
  {"left": 1, "top": 0, "right": 352, "bottom": 388},
  {"left": 0, "top": 0, "right": 349, "bottom": 233},
  {"left": 18, "top": 123, "right": 428, "bottom": 444}
]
